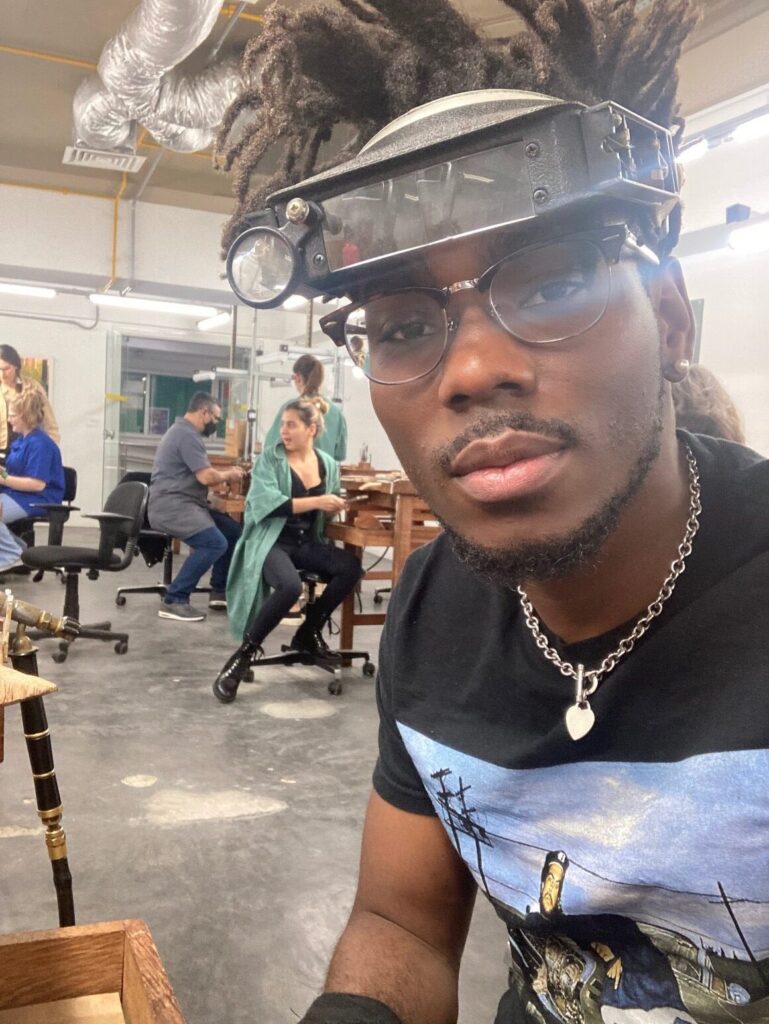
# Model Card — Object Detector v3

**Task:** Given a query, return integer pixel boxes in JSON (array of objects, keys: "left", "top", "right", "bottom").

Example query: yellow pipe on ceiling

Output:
[
  {"left": 220, "top": 4, "right": 263, "bottom": 23},
  {"left": 104, "top": 172, "right": 130, "bottom": 292},
  {"left": 0, "top": 44, "right": 97, "bottom": 70},
  {"left": 0, "top": 180, "right": 111, "bottom": 201}
]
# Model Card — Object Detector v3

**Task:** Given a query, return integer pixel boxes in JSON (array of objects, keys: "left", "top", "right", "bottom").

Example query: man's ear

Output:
[{"left": 653, "top": 257, "right": 695, "bottom": 381}]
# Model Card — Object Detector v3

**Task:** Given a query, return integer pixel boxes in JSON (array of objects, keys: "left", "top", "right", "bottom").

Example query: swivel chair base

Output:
[
  {"left": 247, "top": 645, "right": 375, "bottom": 696},
  {"left": 115, "top": 535, "right": 210, "bottom": 606},
  {"left": 32, "top": 570, "right": 129, "bottom": 662}
]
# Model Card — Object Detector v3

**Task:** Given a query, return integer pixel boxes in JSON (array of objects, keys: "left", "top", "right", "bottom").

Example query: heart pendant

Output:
[{"left": 565, "top": 702, "right": 595, "bottom": 741}]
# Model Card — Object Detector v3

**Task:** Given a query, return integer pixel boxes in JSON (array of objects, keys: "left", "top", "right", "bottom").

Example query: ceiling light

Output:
[
  {"left": 733, "top": 113, "right": 769, "bottom": 145},
  {"left": 281, "top": 295, "right": 308, "bottom": 311},
  {"left": 728, "top": 220, "right": 769, "bottom": 254},
  {"left": 678, "top": 138, "right": 708, "bottom": 165},
  {"left": 0, "top": 282, "right": 57, "bottom": 299},
  {"left": 89, "top": 294, "right": 218, "bottom": 318},
  {"left": 197, "top": 311, "right": 231, "bottom": 331}
]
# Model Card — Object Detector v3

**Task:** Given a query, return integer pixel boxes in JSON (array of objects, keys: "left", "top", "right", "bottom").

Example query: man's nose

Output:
[{"left": 436, "top": 301, "right": 537, "bottom": 409}]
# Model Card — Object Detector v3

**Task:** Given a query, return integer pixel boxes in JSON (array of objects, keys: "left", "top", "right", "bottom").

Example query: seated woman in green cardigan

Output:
[{"left": 213, "top": 400, "right": 362, "bottom": 703}]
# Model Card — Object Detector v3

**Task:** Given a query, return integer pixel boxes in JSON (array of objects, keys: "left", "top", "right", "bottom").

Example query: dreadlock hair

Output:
[
  {"left": 673, "top": 364, "right": 746, "bottom": 444},
  {"left": 216, "top": 0, "right": 697, "bottom": 255}
]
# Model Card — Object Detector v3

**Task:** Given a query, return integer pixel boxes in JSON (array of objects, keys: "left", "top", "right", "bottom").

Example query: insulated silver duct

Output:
[{"left": 73, "top": 0, "right": 245, "bottom": 153}]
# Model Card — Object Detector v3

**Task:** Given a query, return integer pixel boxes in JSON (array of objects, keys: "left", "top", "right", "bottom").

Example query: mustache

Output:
[{"left": 434, "top": 411, "right": 580, "bottom": 473}]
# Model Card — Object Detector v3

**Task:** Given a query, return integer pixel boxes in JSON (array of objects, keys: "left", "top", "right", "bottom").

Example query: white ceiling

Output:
[{"left": 1, "top": 0, "right": 767, "bottom": 215}]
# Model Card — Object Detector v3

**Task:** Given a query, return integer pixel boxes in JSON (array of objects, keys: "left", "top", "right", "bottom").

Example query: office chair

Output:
[
  {"left": 7, "top": 466, "right": 79, "bottom": 578},
  {"left": 21, "top": 481, "right": 149, "bottom": 662},
  {"left": 247, "top": 570, "right": 375, "bottom": 696},
  {"left": 114, "top": 471, "right": 210, "bottom": 606}
]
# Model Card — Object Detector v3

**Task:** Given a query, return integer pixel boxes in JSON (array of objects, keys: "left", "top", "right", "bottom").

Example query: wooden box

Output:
[{"left": 0, "top": 920, "right": 184, "bottom": 1024}]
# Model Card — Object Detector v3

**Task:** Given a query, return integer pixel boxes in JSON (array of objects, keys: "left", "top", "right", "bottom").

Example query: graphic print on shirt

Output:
[{"left": 399, "top": 725, "right": 769, "bottom": 1024}]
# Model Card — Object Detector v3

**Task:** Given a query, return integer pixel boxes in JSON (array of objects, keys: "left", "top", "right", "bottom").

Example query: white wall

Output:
[
  {"left": 0, "top": 183, "right": 400, "bottom": 523},
  {"left": 677, "top": 103, "right": 769, "bottom": 455}
]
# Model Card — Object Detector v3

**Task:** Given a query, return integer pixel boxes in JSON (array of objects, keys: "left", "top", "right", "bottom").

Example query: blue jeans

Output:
[
  {"left": 0, "top": 493, "right": 29, "bottom": 569},
  {"left": 165, "top": 510, "right": 241, "bottom": 604}
]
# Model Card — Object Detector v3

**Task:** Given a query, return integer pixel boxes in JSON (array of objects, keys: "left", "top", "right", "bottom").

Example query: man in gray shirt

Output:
[{"left": 149, "top": 392, "right": 244, "bottom": 621}]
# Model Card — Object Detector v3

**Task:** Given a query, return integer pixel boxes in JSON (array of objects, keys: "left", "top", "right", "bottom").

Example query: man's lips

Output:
[
  {"left": 450, "top": 430, "right": 566, "bottom": 476},
  {"left": 449, "top": 430, "right": 568, "bottom": 503}
]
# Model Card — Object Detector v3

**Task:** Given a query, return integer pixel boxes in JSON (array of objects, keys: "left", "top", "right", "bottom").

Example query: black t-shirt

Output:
[{"left": 374, "top": 433, "right": 769, "bottom": 1024}]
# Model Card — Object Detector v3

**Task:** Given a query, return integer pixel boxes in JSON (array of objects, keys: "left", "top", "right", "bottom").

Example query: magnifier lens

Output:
[{"left": 229, "top": 228, "right": 297, "bottom": 305}]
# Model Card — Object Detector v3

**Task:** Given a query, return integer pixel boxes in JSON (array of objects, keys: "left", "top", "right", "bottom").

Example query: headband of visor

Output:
[{"left": 225, "top": 93, "right": 680, "bottom": 309}]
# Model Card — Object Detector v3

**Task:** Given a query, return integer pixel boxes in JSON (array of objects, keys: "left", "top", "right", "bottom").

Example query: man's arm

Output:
[
  {"left": 194, "top": 465, "right": 243, "bottom": 487},
  {"left": 319, "top": 790, "right": 476, "bottom": 1024}
]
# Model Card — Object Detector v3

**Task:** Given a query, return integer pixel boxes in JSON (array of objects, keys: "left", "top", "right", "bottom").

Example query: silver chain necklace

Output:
[{"left": 517, "top": 444, "right": 702, "bottom": 741}]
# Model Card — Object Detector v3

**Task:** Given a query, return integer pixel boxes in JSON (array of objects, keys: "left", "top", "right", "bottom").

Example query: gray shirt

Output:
[{"left": 148, "top": 418, "right": 214, "bottom": 538}]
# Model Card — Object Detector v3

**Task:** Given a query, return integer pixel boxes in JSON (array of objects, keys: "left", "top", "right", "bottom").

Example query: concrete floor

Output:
[{"left": 0, "top": 529, "right": 506, "bottom": 1023}]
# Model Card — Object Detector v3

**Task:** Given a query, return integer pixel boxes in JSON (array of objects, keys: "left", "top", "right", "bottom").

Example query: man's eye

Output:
[
  {"left": 376, "top": 319, "right": 440, "bottom": 344},
  {"left": 520, "top": 275, "right": 588, "bottom": 308}
]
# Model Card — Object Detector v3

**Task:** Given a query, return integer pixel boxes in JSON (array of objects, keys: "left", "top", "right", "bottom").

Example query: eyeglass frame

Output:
[{"left": 319, "top": 224, "right": 660, "bottom": 385}]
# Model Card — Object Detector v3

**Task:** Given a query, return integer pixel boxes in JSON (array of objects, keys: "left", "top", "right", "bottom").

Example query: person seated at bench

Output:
[
  {"left": 0, "top": 390, "right": 64, "bottom": 570},
  {"left": 214, "top": 400, "right": 362, "bottom": 703}
]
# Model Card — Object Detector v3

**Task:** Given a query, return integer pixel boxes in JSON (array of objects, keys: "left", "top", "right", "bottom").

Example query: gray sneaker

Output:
[{"left": 158, "top": 601, "right": 206, "bottom": 622}]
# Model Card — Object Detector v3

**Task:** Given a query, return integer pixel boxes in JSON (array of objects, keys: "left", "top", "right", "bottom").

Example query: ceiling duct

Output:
[
  {"left": 72, "top": 0, "right": 245, "bottom": 154},
  {"left": 62, "top": 145, "right": 147, "bottom": 173}
]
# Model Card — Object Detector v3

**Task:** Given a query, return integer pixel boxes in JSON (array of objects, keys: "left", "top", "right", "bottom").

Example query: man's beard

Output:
[{"left": 438, "top": 403, "right": 664, "bottom": 588}]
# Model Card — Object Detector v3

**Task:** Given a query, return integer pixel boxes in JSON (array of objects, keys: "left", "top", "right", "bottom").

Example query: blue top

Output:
[{"left": 5, "top": 428, "right": 65, "bottom": 515}]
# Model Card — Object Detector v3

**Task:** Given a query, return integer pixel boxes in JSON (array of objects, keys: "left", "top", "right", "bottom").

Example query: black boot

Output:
[
  {"left": 290, "top": 615, "right": 340, "bottom": 661},
  {"left": 213, "top": 641, "right": 260, "bottom": 703}
]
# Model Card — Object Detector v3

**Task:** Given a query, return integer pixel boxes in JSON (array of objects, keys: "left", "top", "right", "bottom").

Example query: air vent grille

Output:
[{"left": 62, "top": 146, "right": 146, "bottom": 173}]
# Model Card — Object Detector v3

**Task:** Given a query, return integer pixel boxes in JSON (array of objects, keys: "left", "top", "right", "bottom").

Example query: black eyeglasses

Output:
[{"left": 319, "top": 225, "right": 659, "bottom": 385}]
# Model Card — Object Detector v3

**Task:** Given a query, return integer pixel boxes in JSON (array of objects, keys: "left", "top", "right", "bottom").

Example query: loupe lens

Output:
[{"left": 227, "top": 227, "right": 298, "bottom": 307}]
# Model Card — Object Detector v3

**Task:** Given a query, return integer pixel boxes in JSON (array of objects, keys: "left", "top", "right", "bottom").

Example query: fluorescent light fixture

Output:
[
  {"left": 89, "top": 294, "right": 218, "bottom": 318},
  {"left": 197, "top": 311, "right": 231, "bottom": 331},
  {"left": 0, "top": 282, "right": 56, "bottom": 299},
  {"left": 281, "top": 295, "right": 308, "bottom": 311},
  {"left": 728, "top": 220, "right": 769, "bottom": 254},
  {"left": 733, "top": 113, "right": 769, "bottom": 145},
  {"left": 678, "top": 138, "right": 708, "bottom": 165}
]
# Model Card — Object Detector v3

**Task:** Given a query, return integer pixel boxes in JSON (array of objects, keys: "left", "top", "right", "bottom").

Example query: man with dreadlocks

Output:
[{"left": 217, "top": 2, "right": 769, "bottom": 1023}]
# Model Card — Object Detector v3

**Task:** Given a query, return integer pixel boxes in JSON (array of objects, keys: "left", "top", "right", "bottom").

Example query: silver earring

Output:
[{"left": 675, "top": 359, "right": 690, "bottom": 375}]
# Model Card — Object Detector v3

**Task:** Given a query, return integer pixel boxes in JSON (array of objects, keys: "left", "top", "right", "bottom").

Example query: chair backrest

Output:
[
  {"left": 103, "top": 481, "right": 149, "bottom": 565},
  {"left": 63, "top": 466, "right": 77, "bottom": 504}
]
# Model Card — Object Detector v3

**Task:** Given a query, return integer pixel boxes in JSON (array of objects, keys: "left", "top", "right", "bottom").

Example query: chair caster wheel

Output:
[
  {"left": 52, "top": 649, "right": 68, "bottom": 664},
  {"left": 114, "top": 641, "right": 128, "bottom": 654},
  {"left": 115, "top": 594, "right": 126, "bottom": 607},
  {"left": 363, "top": 661, "right": 376, "bottom": 677},
  {"left": 373, "top": 593, "right": 383, "bottom": 605},
  {"left": 328, "top": 678, "right": 343, "bottom": 696},
  {"left": 245, "top": 669, "right": 254, "bottom": 683}
]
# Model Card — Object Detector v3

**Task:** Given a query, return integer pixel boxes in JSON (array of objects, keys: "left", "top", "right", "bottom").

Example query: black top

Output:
[
  {"left": 270, "top": 450, "right": 326, "bottom": 545},
  {"left": 374, "top": 433, "right": 769, "bottom": 1024}
]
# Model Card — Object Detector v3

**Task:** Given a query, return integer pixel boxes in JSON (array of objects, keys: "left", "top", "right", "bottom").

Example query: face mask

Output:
[{"left": 202, "top": 420, "right": 218, "bottom": 437}]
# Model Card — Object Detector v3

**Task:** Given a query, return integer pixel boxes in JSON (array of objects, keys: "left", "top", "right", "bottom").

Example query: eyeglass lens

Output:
[{"left": 343, "top": 237, "right": 611, "bottom": 384}]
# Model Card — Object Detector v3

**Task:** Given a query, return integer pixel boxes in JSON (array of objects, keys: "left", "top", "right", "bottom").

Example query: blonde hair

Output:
[
  {"left": 11, "top": 386, "right": 45, "bottom": 429},
  {"left": 673, "top": 365, "right": 745, "bottom": 444},
  {"left": 284, "top": 398, "right": 325, "bottom": 439}
]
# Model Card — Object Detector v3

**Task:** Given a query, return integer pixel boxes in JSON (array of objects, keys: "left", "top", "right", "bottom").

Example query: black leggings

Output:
[{"left": 244, "top": 541, "right": 362, "bottom": 645}]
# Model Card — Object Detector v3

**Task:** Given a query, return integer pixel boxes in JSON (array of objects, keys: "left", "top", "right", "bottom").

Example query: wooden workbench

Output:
[{"left": 327, "top": 475, "right": 441, "bottom": 650}]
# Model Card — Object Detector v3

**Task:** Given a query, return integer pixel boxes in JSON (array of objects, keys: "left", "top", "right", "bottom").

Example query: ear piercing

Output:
[{"left": 666, "top": 358, "right": 690, "bottom": 382}]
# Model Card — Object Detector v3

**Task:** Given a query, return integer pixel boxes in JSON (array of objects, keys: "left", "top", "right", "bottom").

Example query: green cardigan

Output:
[
  {"left": 226, "top": 444, "right": 341, "bottom": 639},
  {"left": 264, "top": 398, "right": 348, "bottom": 462}
]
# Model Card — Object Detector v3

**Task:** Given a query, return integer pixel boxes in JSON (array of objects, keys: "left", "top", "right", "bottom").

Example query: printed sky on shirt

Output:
[{"left": 399, "top": 724, "right": 769, "bottom": 959}]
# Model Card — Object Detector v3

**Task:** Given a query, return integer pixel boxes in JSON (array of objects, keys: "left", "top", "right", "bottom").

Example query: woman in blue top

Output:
[
  {"left": 0, "top": 389, "right": 64, "bottom": 569},
  {"left": 263, "top": 353, "right": 347, "bottom": 462},
  {"left": 214, "top": 399, "right": 362, "bottom": 703}
]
